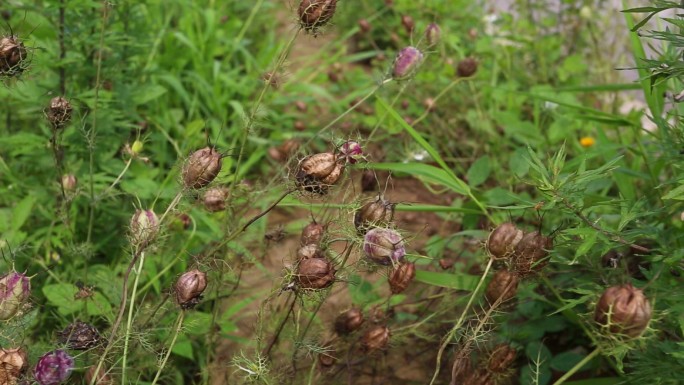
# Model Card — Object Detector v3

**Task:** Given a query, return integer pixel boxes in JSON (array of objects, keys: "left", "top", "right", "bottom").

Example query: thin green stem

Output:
[
  {"left": 121, "top": 251, "right": 146, "bottom": 385},
  {"left": 410, "top": 78, "right": 467, "bottom": 128},
  {"left": 551, "top": 347, "right": 600, "bottom": 385},
  {"left": 367, "top": 80, "right": 408, "bottom": 142},
  {"left": 150, "top": 311, "right": 185, "bottom": 385},
  {"left": 429, "top": 258, "right": 494, "bottom": 385},
  {"left": 97, "top": 157, "right": 133, "bottom": 201}
]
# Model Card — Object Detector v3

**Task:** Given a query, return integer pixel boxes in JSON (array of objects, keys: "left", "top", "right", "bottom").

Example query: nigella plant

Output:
[
  {"left": 34, "top": 350, "right": 73, "bottom": 385},
  {"left": 0, "top": 271, "right": 31, "bottom": 321}
]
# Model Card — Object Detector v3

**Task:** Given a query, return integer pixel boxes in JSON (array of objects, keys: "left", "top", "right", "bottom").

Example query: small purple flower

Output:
[
  {"left": 338, "top": 141, "right": 363, "bottom": 164},
  {"left": 0, "top": 271, "right": 31, "bottom": 321},
  {"left": 34, "top": 350, "right": 74, "bottom": 385},
  {"left": 425, "top": 23, "right": 441, "bottom": 47},
  {"left": 392, "top": 46, "right": 423, "bottom": 80},
  {"left": 363, "top": 228, "right": 406, "bottom": 265}
]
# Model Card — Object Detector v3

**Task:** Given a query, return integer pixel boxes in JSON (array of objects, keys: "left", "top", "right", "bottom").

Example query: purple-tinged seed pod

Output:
[
  {"left": 182, "top": 147, "right": 223, "bottom": 189},
  {"left": 0, "top": 271, "right": 30, "bottom": 321},
  {"left": 338, "top": 141, "right": 363, "bottom": 164},
  {"left": 392, "top": 46, "right": 423, "bottom": 80},
  {"left": 363, "top": 228, "right": 405, "bottom": 265},
  {"left": 129, "top": 209, "right": 159, "bottom": 247},
  {"left": 425, "top": 23, "right": 441, "bottom": 47},
  {"left": 34, "top": 350, "right": 73, "bottom": 385},
  {"left": 174, "top": 269, "right": 208, "bottom": 309}
]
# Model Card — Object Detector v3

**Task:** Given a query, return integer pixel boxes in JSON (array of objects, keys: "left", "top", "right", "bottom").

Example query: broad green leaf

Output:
[
  {"left": 551, "top": 351, "right": 587, "bottom": 372},
  {"left": 466, "top": 156, "right": 491, "bottom": 187},
  {"left": 86, "top": 292, "right": 114, "bottom": 317},
  {"left": 414, "top": 270, "right": 478, "bottom": 290},
  {"left": 172, "top": 336, "right": 194, "bottom": 360},
  {"left": 11, "top": 196, "right": 35, "bottom": 231},
  {"left": 43, "top": 283, "right": 82, "bottom": 315}
]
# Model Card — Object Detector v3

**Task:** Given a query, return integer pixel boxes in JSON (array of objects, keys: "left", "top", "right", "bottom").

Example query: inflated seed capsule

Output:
[
  {"left": 487, "top": 344, "right": 517, "bottom": 373},
  {"left": 388, "top": 262, "right": 416, "bottom": 294},
  {"left": 296, "top": 152, "right": 344, "bottom": 195},
  {"left": 296, "top": 258, "right": 335, "bottom": 289},
  {"left": 203, "top": 187, "right": 229, "bottom": 212},
  {"left": 61, "top": 174, "right": 77, "bottom": 193},
  {"left": 594, "top": 284, "right": 651, "bottom": 338},
  {"left": 174, "top": 269, "right": 208, "bottom": 309},
  {"left": 34, "top": 350, "right": 74, "bottom": 385},
  {"left": 456, "top": 57, "right": 478, "bottom": 77},
  {"left": 0, "top": 347, "right": 28, "bottom": 380},
  {"left": 354, "top": 196, "right": 395, "bottom": 233},
  {"left": 361, "top": 325, "right": 390, "bottom": 353},
  {"left": 57, "top": 321, "right": 101, "bottom": 350},
  {"left": 0, "top": 35, "right": 27, "bottom": 77},
  {"left": 485, "top": 270, "right": 519, "bottom": 305},
  {"left": 334, "top": 308, "right": 364, "bottom": 335},
  {"left": 511, "top": 231, "right": 552, "bottom": 277},
  {"left": 392, "top": 46, "right": 423, "bottom": 80},
  {"left": 45, "top": 97, "right": 73, "bottom": 130},
  {"left": 182, "top": 147, "right": 223, "bottom": 189},
  {"left": 298, "top": 0, "right": 337, "bottom": 34},
  {"left": 0, "top": 271, "right": 31, "bottom": 321},
  {"left": 486, "top": 222, "right": 523, "bottom": 260},
  {"left": 425, "top": 23, "right": 441, "bottom": 47},
  {"left": 129, "top": 209, "right": 159, "bottom": 247},
  {"left": 301, "top": 222, "right": 326, "bottom": 246},
  {"left": 363, "top": 228, "right": 406, "bottom": 265}
]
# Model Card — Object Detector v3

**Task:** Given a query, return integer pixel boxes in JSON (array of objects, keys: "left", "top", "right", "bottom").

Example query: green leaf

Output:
[
  {"left": 662, "top": 184, "right": 684, "bottom": 200},
  {"left": 86, "top": 292, "right": 114, "bottom": 317},
  {"left": 185, "top": 312, "right": 213, "bottom": 335},
  {"left": 466, "top": 156, "right": 491, "bottom": 187},
  {"left": 11, "top": 196, "right": 35, "bottom": 231},
  {"left": 172, "top": 336, "right": 194, "bottom": 360},
  {"left": 367, "top": 163, "right": 469, "bottom": 196},
  {"left": 551, "top": 351, "right": 587, "bottom": 372},
  {"left": 132, "top": 84, "right": 168, "bottom": 105},
  {"left": 43, "top": 283, "right": 83, "bottom": 315},
  {"left": 510, "top": 148, "right": 531, "bottom": 177},
  {"left": 414, "top": 270, "right": 478, "bottom": 290}
]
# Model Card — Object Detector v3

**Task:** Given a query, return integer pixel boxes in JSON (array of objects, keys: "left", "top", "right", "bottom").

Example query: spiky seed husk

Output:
[
  {"left": 334, "top": 308, "right": 364, "bottom": 335},
  {"left": 425, "top": 23, "right": 441, "bottom": 47},
  {"left": 296, "top": 258, "right": 335, "bottom": 289},
  {"left": 487, "top": 344, "right": 517, "bottom": 373},
  {"left": 0, "top": 347, "right": 28, "bottom": 379},
  {"left": 485, "top": 270, "right": 519, "bottom": 305},
  {"left": 388, "top": 262, "right": 416, "bottom": 294},
  {"left": 182, "top": 147, "right": 223, "bottom": 189},
  {"left": 57, "top": 321, "right": 101, "bottom": 350},
  {"left": 594, "top": 284, "right": 652, "bottom": 338},
  {"left": 45, "top": 97, "right": 73, "bottom": 130},
  {"left": 298, "top": 0, "right": 337, "bottom": 33},
  {"left": 511, "top": 231, "right": 552, "bottom": 277},
  {"left": 392, "top": 46, "right": 423, "bottom": 80},
  {"left": 354, "top": 196, "right": 395, "bottom": 233},
  {"left": 361, "top": 325, "right": 390, "bottom": 353},
  {"left": 0, "top": 36, "right": 27, "bottom": 77},
  {"left": 61, "top": 174, "right": 77, "bottom": 192},
  {"left": 129, "top": 209, "right": 159, "bottom": 247},
  {"left": 0, "top": 271, "right": 31, "bottom": 321},
  {"left": 486, "top": 222, "right": 523, "bottom": 260},
  {"left": 203, "top": 187, "right": 229, "bottom": 212},
  {"left": 174, "top": 269, "right": 208, "bottom": 309}
]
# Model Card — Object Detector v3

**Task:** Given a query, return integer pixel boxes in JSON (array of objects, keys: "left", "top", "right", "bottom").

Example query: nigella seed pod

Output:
[
  {"left": 0, "top": 35, "right": 27, "bottom": 77},
  {"left": 392, "top": 46, "right": 423, "bottom": 80},
  {"left": 485, "top": 270, "right": 519, "bottom": 305},
  {"left": 297, "top": 243, "right": 323, "bottom": 260},
  {"left": 334, "top": 308, "right": 364, "bottom": 335},
  {"left": 0, "top": 271, "right": 31, "bottom": 321},
  {"left": 456, "top": 57, "right": 478, "bottom": 77},
  {"left": 85, "top": 366, "right": 114, "bottom": 385},
  {"left": 296, "top": 258, "right": 335, "bottom": 289},
  {"left": 338, "top": 141, "right": 363, "bottom": 164},
  {"left": 358, "top": 19, "right": 371, "bottom": 33},
  {"left": 451, "top": 356, "right": 472, "bottom": 384},
  {"left": 45, "top": 97, "right": 73, "bottom": 130},
  {"left": 354, "top": 197, "right": 395, "bottom": 234},
  {"left": 301, "top": 222, "right": 326, "bottom": 246},
  {"left": 486, "top": 223, "right": 523, "bottom": 260},
  {"left": 363, "top": 228, "right": 405, "bottom": 265},
  {"left": 129, "top": 209, "right": 159, "bottom": 247},
  {"left": 388, "top": 262, "right": 416, "bottom": 294},
  {"left": 594, "top": 284, "right": 652, "bottom": 338},
  {"left": 182, "top": 147, "right": 223, "bottom": 189},
  {"left": 61, "top": 174, "right": 77, "bottom": 192},
  {"left": 511, "top": 231, "right": 553, "bottom": 277},
  {"left": 33, "top": 350, "right": 73, "bottom": 385},
  {"left": 174, "top": 269, "right": 208, "bottom": 309},
  {"left": 361, "top": 325, "right": 390, "bottom": 353},
  {"left": 57, "top": 321, "right": 101, "bottom": 350},
  {"left": 487, "top": 344, "right": 517, "bottom": 373},
  {"left": 400, "top": 15, "right": 415, "bottom": 34},
  {"left": 203, "top": 187, "right": 229, "bottom": 212},
  {"left": 0, "top": 347, "right": 28, "bottom": 378},
  {"left": 425, "top": 23, "right": 441, "bottom": 47},
  {"left": 361, "top": 170, "right": 377, "bottom": 192},
  {"left": 318, "top": 348, "right": 336, "bottom": 368},
  {"left": 296, "top": 152, "right": 344, "bottom": 194},
  {"left": 298, "top": 0, "right": 337, "bottom": 33}
]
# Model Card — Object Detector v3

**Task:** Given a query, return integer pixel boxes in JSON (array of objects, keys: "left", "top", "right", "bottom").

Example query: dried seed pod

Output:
[
  {"left": 298, "top": 0, "right": 337, "bottom": 33},
  {"left": 450, "top": 356, "right": 472, "bottom": 384},
  {"left": 57, "top": 321, "right": 101, "bottom": 350},
  {"left": 301, "top": 222, "right": 326, "bottom": 246},
  {"left": 400, "top": 15, "right": 415, "bottom": 34},
  {"left": 33, "top": 350, "right": 73, "bottom": 385},
  {"left": 174, "top": 269, "right": 208, "bottom": 309},
  {"left": 425, "top": 23, "right": 441, "bottom": 47},
  {"left": 297, "top": 243, "right": 323, "bottom": 260},
  {"left": 439, "top": 258, "right": 455, "bottom": 270},
  {"left": 358, "top": 19, "right": 371, "bottom": 33},
  {"left": 456, "top": 57, "right": 478, "bottom": 77},
  {"left": 0, "top": 271, "right": 31, "bottom": 321},
  {"left": 203, "top": 187, "right": 229, "bottom": 212},
  {"left": 334, "top": 308, "right": 364, "bottom": 335},
  {"left": 594, "top": 284, "right": 652, "bottom": 338},
  {"left": 354, "top": 196, "right": 395, "bottom": 233},
  {"left": 129, "top": 209, "right": 159, "bottom": 246},
  {"left": 0, "top": 35, "right": 27, "bottom": 77},
  {"left": 338, "top": 140, "right": 363, "bottom": 164},
  {"left": 360, "top": 170, "right": 377, "bottom": 192},
  {"left": 296, "top": 258, "right": 335, "bottom": 289},
  {"left": 392, "top": 46, "right": 423, "bottom": 80},
  {"left": 485, "top": 270, "right": 519, "bottom": 305},
  {"left": 182, "top": 147, "right": 223, "bottom": 189},
  {"left": 84, "top": 366, "right": 114, "bottom": 385},
  {"left": 0, "top": 347, "right": 28, "bottom": 378},
  {"left": 45, "top": 97, "right": 73, "bottom": 130},
  {"left": 511, "top": 231, "right": 553, "bottom": 277},
  {"left": 268, "top": 139, "right": 300, "bottom": 162},
  {"left": 61, "top": 174, "right": 77, "bottom": 192},
  {"left": 318, "top": 348, "right": 336, "bottom": 368},
  {"left": 363, "top": 228, "right": 406, "bottom": 265},
  {"left": 486, "top": 222, "right": 523, "bottom": 260},
  {"left": 361, "top": 325, "right": 390, "bottom": 352},
  {"left": 388, "top": 262, "right": 416, "bottom": 294},
  {"left": 464, "top": 368, "right": 494, "bottom": 385},
  {"left": 296, "top": 152, "right": 344, "bottom": 194},
  {"left": 487, "top": 344, "right": 517, "bottom": 373}
]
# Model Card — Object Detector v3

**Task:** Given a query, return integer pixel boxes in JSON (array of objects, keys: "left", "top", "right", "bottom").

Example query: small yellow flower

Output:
[{"left": 580, "top": 136, "right": 596, "bottom": 148}]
